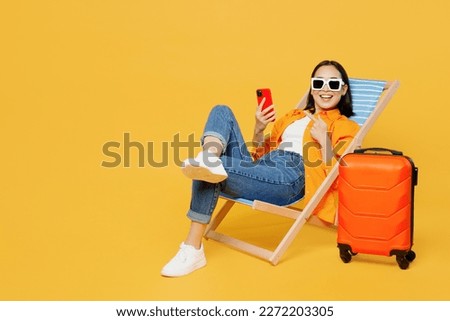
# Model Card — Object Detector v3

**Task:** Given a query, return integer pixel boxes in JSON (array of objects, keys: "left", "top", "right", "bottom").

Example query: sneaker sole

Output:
[{"left": 181, "top": 164, "right": 227, "bottom": 183}]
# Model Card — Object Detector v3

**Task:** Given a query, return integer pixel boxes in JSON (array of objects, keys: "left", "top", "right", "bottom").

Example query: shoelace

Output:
[{"left": 173, "top": 245, "right": 191, "bottom": 263}]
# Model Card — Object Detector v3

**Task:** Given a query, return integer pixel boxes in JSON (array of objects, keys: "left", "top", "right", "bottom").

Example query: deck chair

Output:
[{"left": 204, "top": 78, "right": 400, "bottom": 265}]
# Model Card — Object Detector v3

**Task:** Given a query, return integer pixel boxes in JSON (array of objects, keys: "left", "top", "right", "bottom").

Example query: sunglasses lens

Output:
[
  {"left": 328, "top": 80, "right": 341, "bottom": 90},
  {"left": 312, "top": 79, "right": 324, "bottom": 90}
]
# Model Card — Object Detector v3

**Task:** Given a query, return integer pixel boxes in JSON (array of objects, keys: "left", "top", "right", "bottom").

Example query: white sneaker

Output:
[
  {"left": 181, "top": 151, "right": 228, "bottom": 183},
  {"left": 160, "top": 242, "right": 207, "bottom": 277}
]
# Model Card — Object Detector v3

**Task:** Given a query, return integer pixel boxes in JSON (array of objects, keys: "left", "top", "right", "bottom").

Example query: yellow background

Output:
[{"left": 1, "top": 0, "right": 449, "bottom": 300}]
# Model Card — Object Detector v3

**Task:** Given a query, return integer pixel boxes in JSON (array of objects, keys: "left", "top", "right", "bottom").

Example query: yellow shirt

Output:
[{"left": 251, "top": 108, "right": 359, "bottom": 223}]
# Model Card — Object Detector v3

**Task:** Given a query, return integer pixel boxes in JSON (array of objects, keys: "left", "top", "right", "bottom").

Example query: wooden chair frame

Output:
[{"left": 204, "top": 79, "right": 400, "bottom": 265}]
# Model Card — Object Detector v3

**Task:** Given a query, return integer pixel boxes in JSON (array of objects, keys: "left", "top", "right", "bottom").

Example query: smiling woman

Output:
[{"left": 160, "top": 60, "right": 360, "bottom": 277}]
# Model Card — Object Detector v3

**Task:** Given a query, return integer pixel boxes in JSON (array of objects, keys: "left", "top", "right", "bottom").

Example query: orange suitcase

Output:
[{"left": 337, "top": 148, "right": 418, "bottom": 269}]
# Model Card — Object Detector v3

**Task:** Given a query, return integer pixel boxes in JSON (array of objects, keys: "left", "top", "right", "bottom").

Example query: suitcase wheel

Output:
[
  {"left": 340, "top": 250, "right": 352, "bottom": 263},
  {"left": 396, "top": 251, "right": 415, "bottom": 270},
  {"left": 396, "top": 255, "right": 410, "bottom": 269},
  {"left": 338, "top": 245, "right": 355, "bottom": 263},
  {"left": 405, "top": 250, "right": 416, "bottom": 262}
]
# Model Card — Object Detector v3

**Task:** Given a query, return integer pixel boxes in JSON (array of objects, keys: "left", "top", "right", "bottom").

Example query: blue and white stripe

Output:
[{"left": 349, "top": 78, "right": 386, "bottom": 126}]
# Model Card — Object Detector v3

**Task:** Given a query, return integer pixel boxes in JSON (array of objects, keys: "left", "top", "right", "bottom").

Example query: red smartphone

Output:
[{"left": 256, "top": 88, "right": 274, "bottom": 121}]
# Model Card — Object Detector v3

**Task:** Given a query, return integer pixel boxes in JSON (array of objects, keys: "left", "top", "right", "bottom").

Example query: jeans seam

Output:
[{"left": 227, "top": 170, "right": 292, "bottom": 185}]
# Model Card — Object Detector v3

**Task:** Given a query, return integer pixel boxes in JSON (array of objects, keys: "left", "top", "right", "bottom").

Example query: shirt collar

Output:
[
  {"left": 316, "top": 108, "right": 342, "bottom": 120},
  {"left": 292, "top": 108, "right": 343, "bottom": 120}
]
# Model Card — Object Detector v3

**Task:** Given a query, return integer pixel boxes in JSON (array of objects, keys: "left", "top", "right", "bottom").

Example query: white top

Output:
[{"left": 279, "top": 117, "right": 311, "bottom": 156}]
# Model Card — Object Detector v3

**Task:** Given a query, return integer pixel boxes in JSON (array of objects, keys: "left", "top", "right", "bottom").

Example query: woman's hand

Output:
[
  {"left": 308, "top": 114, "right": 328, "bottom": 146},
  {"left": 254, "top": 97, "right": 276, "bottom": 133},
  {"left": 253, "top": 97, "right": 276, "bottom": 145},
  {"left": 306, "top": 112, "right": 333, "bottom": 164}
]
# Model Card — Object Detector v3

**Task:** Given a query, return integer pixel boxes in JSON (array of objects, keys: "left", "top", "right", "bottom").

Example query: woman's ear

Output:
[{"left": 342, "top": 84, "right": 348, "bottom": 96}]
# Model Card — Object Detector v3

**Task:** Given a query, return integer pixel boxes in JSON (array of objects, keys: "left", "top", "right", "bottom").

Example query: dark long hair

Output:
[{"left": 304, "top": 60, "right": 354, "bottom": 117}]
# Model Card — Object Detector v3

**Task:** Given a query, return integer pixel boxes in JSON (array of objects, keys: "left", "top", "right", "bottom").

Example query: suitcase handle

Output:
[{"left": 354, "top": 147, "right": 403, "bottom": 156}]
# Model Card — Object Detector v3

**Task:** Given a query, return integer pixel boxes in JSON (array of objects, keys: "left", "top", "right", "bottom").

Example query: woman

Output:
[{"left": 161, "top": 60, "right": 360, "bottom": 277}]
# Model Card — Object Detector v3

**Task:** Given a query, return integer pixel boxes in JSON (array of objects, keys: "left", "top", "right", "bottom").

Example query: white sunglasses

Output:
[{"left": 311, "top": 78, "right": 345, "bottom": 91}]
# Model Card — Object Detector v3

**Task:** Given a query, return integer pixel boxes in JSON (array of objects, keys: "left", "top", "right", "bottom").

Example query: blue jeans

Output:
[{"left": 187, "top": 105, "right": 305, "bottom": 224}]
